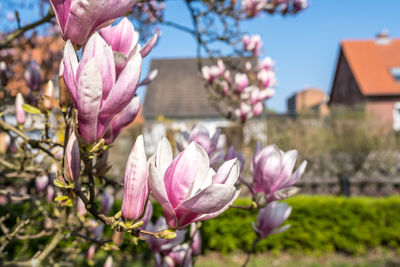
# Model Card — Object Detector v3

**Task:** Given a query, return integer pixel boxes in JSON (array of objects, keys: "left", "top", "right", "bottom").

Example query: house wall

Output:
[
  {"left": 330, "top": 52, "right": 364, "bottom": 105},
  {"left": 295, "top": 89, "right": 327, "bottom": 113},
  {"left": 365, "top": 98, "right": 400, "bottom": 131}
]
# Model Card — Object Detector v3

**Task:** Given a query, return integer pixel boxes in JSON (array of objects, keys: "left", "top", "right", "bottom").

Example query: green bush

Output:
[{"left": 200, "top": 196, "right": 400, "bottom": 255}]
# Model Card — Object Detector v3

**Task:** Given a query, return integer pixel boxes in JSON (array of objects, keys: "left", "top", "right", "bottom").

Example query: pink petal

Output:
[
  {"left": 149, "top": 162, "right": 177, "bottom": 228},
  {"left": 155, "top": 136, "right": 173, "bottom": 175},
  {"left": 179, "top": 184, "right": 237, "bottom": 215},
  {"left": 122, "top": 135, "right": 149, "bottom": 220},
  {"left": 163, "top": 143, "right": 201, "bottom": 208},
  {"left": 81, "top": 33, "right": 116, "bottom": 102},
  {"left": 197, "top": 189, "right": 240, "bottom": 222},
  {"left": 98, "top": 51, "right": 142, "bottom": 134},
  {"left": 76, "top": 58, "right": 102, "bottom": 143},
  {"left": 62, "top": 40, "right": 79, "bottom": 105},
  {"left": 49, "top": 0, "right": 72, "bottom": 33},
  {"left": 64, "top": 0, "right": 109, "bottom": 45},
  {"left": 213, "top": 159, "right": 240, "bottom": 185},
  {"left": 140, "top": 33, "right": 158, "bottom": 58},
  {"left": 91, "top": 0, "right": 136, "bottom": 33},
  {"left": 109, "top": 96, "right": 140, "bottom": 142},
  {"left": 64, "top": 132, "right": 80, "bottom": 181},
  {"left": 99, "top": 17, "right": 139, "bottom": 55}
]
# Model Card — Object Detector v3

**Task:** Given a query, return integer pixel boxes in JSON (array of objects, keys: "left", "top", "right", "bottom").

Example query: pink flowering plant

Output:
[
  {"left": 202, "top": 54, "right": 276, "bottom": 122},
  {"left": 0, "top": 0, "right": 308, "bottom": 266}
]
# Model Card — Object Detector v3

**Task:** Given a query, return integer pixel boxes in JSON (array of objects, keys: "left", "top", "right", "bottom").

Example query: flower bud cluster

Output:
[
  {"left": 202, "top": 56, "right": 276, "bottom": 122},
  {"left": 242, "top": 0, "right": 308, "bottom": 18}
]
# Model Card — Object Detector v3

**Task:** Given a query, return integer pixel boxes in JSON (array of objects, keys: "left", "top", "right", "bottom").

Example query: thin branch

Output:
[{"left": 0, "top": 11, "right": 55, "bottom": 50}]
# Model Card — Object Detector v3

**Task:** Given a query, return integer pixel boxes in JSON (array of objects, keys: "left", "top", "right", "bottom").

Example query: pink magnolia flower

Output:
[
  {"left": 257, "top": 69, "right": 276, "bottom": 88},
  {"left": 77, "top": 197, "right": 87, "bottom": 216},
  {"left": 250, "top": 88, "right": 274, "bottom": 104},
  {"left": 191, "top": 229, "right": 202, "bottom": 256},
  {"left": 258, "top": 57, "right": 275, "bottom": 70},
  {"left": 251, "top": 143, "right": 307, "bottom": 201},
  {"left": 235, "top": 103, "right": 253, "bottom": 122},
  {"left": 103, "top": 96, "right": 141, "bottom": 144},
  {"left": 87, "top": 244, "right": 96, "bottom": 261},
  {"left": 234, "top": 73, "right": 249, "bottom": 93},
  {"left": 225, "top": 145, "right": 245, "bottom": 173},
  {"left": 104, "top": 256, "right": 113, "bottom": 267},
  {"left": 24, "top": 60, "right": 41, "bottom": 91},
  {"left": 49, "top": 0, "right": 135, "bottom": 45},
  {"left": 35, "top": 175, "right": 49, "bottom": 192},
  {"left": 99, "top": 17, "right": 158, "bottom": 76},
  {"left": 242, "top": 34, "right": 263, "bottom": 56},
  {"left": 47, "top": 186, "right": 55, "bottom": 202},
  {"left": 141, "top": 200, "right": 153, "bottom": 228},
  {"left": 189, "top": 125, "right": 220, "bottom": 156},
  {"left": 293, "top": 0, "right": 308, "bottom": 13},
  {"left": 175, "top": 125, "right": 224, "bottom": 166},
  {"left": 0, "top": 133, "right": 10, "bottom": 154},
  {"left": 253, "top": 101, "right": 264, "bottom": 116},
  {"left": 149, "top": 137, "right": 240, "bottom": 229},
  {"left": 64, "top": 132, "right": 80, "bottom": 182},
  {"left": 15, "top": 93, "right": 26, "bottom": 125},
  {"left": 121, "top": 135, "right": 149, "bottom": 220},
  {"left": 242, "top": 0, "right": 266, "bottom": 18},
  {"left": 139, "top": 69, "right": 159, "bottom": 87},
  {"left": 252, "top": 201, "right": 292, "bottom": 238},
  {"left": 201, "top": 60, "right": 225, "bottom": 82},
  {"left": 63, "top": 33, "right": 142, "bottom": 143},
  {"left": 101, "top": 187, "right": 114, "bottom": 215},
  {"left": 164, "top": 244, "right": 192, "bottom": 267},
  {"left": 146, "top": 216, "right": 186, "bottom": 253}
]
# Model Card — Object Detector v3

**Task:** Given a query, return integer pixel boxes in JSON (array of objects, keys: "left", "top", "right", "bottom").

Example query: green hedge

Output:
[
  {"left": 200, "top": 196, "right": 400, "bottom": 254},
  {"left": 3, "top": 196, "right": 400, "bottom": 261}
]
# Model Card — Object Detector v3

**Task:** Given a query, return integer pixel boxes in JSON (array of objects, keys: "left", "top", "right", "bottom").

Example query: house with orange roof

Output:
[{"left": 329, "top": 31, "right": 400, "bottom": 130}]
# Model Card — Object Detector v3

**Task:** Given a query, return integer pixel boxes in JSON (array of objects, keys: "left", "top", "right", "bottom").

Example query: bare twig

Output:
[{"left": 0, "top": 11, "right": 54, "bottom": 50}]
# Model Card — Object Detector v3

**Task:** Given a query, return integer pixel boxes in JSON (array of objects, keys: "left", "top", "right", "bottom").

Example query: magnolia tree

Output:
[{"left": 0, "top": 0, "right": 308, "bottom": 266}]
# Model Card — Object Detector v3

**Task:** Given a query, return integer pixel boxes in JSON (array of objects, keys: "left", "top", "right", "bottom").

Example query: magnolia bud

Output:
[
  {"left": 15, "top": 93, "right": 26, "bottom": 125},
  {"left": 42, "top": 80, "right": 55, "bottom": 110},
  {"left": 58, "top": 60, "right": 72, "bottom": 106},
  {"left": 25, "top": 60, "right": 41, "bottom": 91},
  {"left": 64, "top": 132, "right": 80, "bottom": 182},
  {"left": 0, "top": 132, "right": 10, "bottom": 154},
  {"left": 112, "top": 231, "right": 124, "bottom": 246}
]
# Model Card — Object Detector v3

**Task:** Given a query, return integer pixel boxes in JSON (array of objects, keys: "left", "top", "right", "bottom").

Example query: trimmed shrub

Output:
[{"left": 201, "top": 196, "right": 400, "bottom": 254}]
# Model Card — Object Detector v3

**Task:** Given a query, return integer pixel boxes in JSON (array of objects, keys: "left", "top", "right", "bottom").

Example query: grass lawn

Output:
[{"left": 195, "top": 249, "right": 400, "bottom": 267}]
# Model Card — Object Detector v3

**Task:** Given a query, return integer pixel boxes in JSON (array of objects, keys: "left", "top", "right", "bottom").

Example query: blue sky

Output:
[
  {"left": 144, "top": 0, "right": 400, "bottom": 113},
  {"left": 2, "top": 1, "right": 400, "bottom": 113}
]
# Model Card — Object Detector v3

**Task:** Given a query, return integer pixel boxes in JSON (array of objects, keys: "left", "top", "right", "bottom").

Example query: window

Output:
[
  {"left": 393, "top": 102, "right": 400, "bottom": 131},
  {"left": 390, "top": 67, "right": 400, "bottom": 82}
]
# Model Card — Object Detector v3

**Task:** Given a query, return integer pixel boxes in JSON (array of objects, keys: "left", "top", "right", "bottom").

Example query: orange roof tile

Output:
[{"left": 342, "top": 38, "right": 400, "bottom": 96}]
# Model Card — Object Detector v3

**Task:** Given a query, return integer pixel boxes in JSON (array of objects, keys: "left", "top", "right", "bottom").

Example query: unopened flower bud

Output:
[
  {"left": 112, "top": 231, "right": 124, "bottom": 246},
  {"left": 25, "top": 60, "right": 41, "bottom": 91},
  {"left": 58, "top": 60, "right": 72, "bottom": 106},
  {"left": 35, "top": 175, "right": 49, "bottom": 192},
  {"left": 121, "top": 135, "right": 149, "bottom": 220},
  {"left": 15, "top": 93, "right": 26, "bottom": 125},
  {"left": 64, "top": 132, "right": 80, "bottom": 182},
  {"left": 42, "top": 80, "right": 55, "bottom": 110}
]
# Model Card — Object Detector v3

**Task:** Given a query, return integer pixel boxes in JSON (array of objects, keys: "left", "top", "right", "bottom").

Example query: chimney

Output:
[{"left": 375, "top": 29, "right": 391, "bottom": 45}]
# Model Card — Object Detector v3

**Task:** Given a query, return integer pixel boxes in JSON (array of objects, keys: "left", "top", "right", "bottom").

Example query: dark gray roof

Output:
[{"left": 143, "top": 58, "right": 221, "bottom": 119}]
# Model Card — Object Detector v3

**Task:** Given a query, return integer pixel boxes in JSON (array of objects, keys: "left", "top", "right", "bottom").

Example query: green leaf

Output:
[
  {"left": 22, "top": 104, "right": 42, "bottom": 114},
  {"left": 65, "top": 199, "right": 73, "bottom": 207},
  {"left": 55, "top": 196, "right": 69, "bottom": 202},
  {"left": 53, "top": 179, "right": 66, "bottom": 188}
]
